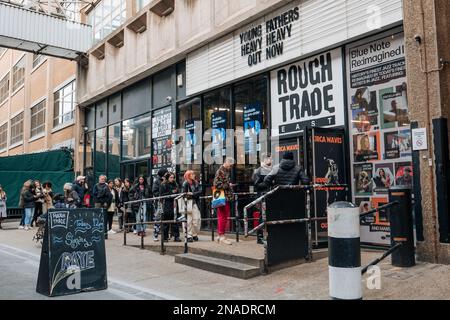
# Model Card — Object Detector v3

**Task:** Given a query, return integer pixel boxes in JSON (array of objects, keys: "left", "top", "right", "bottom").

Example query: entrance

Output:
[{"left": 121, "top": 160, "right": 150, "bottom": 184}]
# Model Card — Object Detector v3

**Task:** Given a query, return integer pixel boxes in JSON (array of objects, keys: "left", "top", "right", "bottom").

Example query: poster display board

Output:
[
  {"left": 152, "top": 106, "right": 173, "bottom": 175},
  {"left": 311, "top": 128, "right": 348, "bottom": 245},
  {"left": 211, "top": 111, "right": 228, "bottom": 157},
  {"left": 36, "top": 209, "right": 107, "bottom": 297},
  {"left": 346, "top": 32, "right": 413, "bottom": 246}
]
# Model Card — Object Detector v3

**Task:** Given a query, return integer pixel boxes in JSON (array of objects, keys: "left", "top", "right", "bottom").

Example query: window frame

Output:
[
  {"left": 30, "top": 99, "right": 46, "bottom": 138},
  {"left": 10, "top": 112, "right": 23, "bottom": 146},
  {"left": 0, "top": 72, "right": 9, "bottom": 105},
  {"left": 53, "top": 80, "right": 76, "bottom": 128},
  {"left": 0, "top": 122, "right": 7, "bottom": 151},
  {"left": 11, "top": 56, "right": 25, "bottom": 93}
]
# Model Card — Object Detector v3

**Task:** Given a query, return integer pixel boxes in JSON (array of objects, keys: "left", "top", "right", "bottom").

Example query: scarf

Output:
[{"left": 260, "top": 162, "right": 273, "bottom": 176}]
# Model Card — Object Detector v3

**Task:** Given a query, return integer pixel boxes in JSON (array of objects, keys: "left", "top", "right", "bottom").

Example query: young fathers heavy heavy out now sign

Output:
[{"left": 271, "top": 48, "right": 345, "bottom": 136}]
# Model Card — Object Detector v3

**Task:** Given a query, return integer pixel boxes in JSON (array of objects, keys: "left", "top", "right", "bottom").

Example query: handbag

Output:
[
  {"left": 177, "top": 197, "right": 193, "bottom": 213},
  {"left": 211, "top": 187, "right": 226, "bottom": 209}
]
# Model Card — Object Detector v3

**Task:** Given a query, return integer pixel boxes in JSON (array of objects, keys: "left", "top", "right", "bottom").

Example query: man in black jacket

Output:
[
  {"left": 72, "top": 176, "right": 86, "bottom": 207},
  {"left": 151, "top": 168, "right": 168, "bottom": 241},
  {"left": 263, "top": 152, "right": 310, "bottom": 188},
  {"left": 93, "top": 175, "right": 112, "bottom": 209}
]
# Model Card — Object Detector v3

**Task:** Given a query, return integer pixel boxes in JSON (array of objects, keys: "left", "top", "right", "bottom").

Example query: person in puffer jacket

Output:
[{"left": 263, "top": 152, "right": 310, "bottom": 188}]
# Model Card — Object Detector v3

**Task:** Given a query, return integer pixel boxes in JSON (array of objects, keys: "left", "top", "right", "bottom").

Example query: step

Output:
[{"left": 174, "top": 253, "right": 262, "bottom": 279}]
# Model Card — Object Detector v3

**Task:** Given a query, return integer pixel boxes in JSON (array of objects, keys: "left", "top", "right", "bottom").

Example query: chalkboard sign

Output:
[{"left": 36, "top": 209, "right": 108, "bottom": 297}]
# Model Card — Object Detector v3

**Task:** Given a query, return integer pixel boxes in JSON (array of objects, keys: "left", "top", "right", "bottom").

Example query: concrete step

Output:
[{"left": 175, "top": 253, "right": 262, "bottom": 279}]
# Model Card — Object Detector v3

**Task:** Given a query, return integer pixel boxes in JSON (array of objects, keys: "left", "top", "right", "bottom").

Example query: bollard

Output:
[
  {"left": 328, "top": 202, "right": 362, "bottom": 300},
  {"left": 389, "top": 187, "right": 415, "bottom": 267}
]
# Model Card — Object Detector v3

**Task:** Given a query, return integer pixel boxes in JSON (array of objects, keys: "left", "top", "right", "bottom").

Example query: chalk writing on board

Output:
[
  {"left": 52, "top": 235, "right": 64, "bottom": 245},
  {"left": 50, "top": 250, "right": 95, "bottom": 294},
  {"left": 65, "top": 232, "right": 93, "bottom": 249},
  {"left": 50, "top": 211, "right": 70, "bottom": 229},
  {"left": 91, "top": 235, "right": 102, "bottom": 243},
  {"left": 74, "top": 220, "right": 92, "bottom": 234},
  {"left": 92, "top": 218, "right": 104, "bottom": 234}
]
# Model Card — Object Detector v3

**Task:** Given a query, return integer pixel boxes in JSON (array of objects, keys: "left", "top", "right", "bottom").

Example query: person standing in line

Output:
[
  {"left": 114, "top": 178, "right": 124, "bottom": 232},
  {"left": 63, "top": 183, "right": 80, "bottom": 208},
  {"left": 181, "top": 170, "right": 202, "bottom": 242},
  {"left": 33, "top": 180, "right": 45, "bottom": 227},
  {"left": 131, "top": 175, "right": 151, "bottom": 237},
  {"left": 252, "top": 154, "right": 273, "bottom": 244},
  {"left": 0, "top": 185, "right": 7, "bottom": 229},
  {"left": 160, "top": 172, "right": 181, "bottom": 242},
  {"left": 106, "top": 180, "right": 119, "bottom": 235},
  {"left": 93, "top": 175, "right": 112, "bottom": 239},
  {"left": 213, "top": 157, "right": 236, "bottom": 245},
  {"left": 72, "top": 176, "right": 86, "bottom": 208},
  {"left": 263, "top": 152, "right": 310, "bottom": 188},
  {"left": 22, "top": 182, "right": 37, "bottom": 231},
  {"left": 42, "top": 182, "right": 54, "bottom": 214},
  {"left": 18, "top": 180, "right": 32, "bottom": 229},
  {"left": 152, "top": 168, "right": 168, "bottom": 241},
  {"left": 121, "top": 178, "right": 133, "bottom": 233}
]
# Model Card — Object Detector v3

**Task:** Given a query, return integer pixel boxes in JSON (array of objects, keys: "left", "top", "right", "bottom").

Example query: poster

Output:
[
  {"left": 152, "top": 107, "right": 173, "bottom": 175},
  {"left": 270, "top": 48, "right": 345, "bottom": 136},
  {"left": 185, "top": 120, "right": 198, "bottom": 164},
  {"left": 244, "top": 103, "right": 262, "bottom": 154},
  {"left": 211, "top": 111, "right": 227, "bottom": 157},
  {"left": 346, "top": 31, "right": 412, "bottom": 246},
  {"left": 312, "top": 130, "right": 347, "bottom": 239},
  {"left": 373, "top": 163, "right": 394, "bottom": 194},
  {"left": 353, "top": 132, "right": 379, "bottom": 162}
]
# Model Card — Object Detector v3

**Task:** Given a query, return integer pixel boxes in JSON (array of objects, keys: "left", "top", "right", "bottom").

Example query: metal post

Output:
[
  {"left": 211, "top": 206, "right": 215, "bottom": 242},
  {"left": 262, "top": 198, "right": 268, "bottom": 274},
  {"left": 184, "top": 195, "right": 188, "bottom": 254},
  {"left": 160, "top": 201, "right": 165, "bottom": 255},
  {"left": 123, "top": 206, "right": 127, "bottom": 246},
  {"left": 306, "top": 189, "right": 313, "bottom": 261},
  {"left": 389, "top": 187, "right": 415, "bottom": 267},
  {"left": 234, "top": 194, "right": 239, "bottom": 243},
  {"left": 140, "top": 231, "right": 144, "bottom": 250},
  {"left": 328, "top": 202, "right": 362, "bottom": 300}
]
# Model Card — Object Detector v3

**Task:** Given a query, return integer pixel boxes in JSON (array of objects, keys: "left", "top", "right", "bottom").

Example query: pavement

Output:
[{"left": 0, "top": 219, "right": 449, "bottom": 300}]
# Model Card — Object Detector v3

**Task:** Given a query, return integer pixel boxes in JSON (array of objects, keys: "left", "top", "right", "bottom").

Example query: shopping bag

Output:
[
  {"left": 177, "top": 197, "right": 193, "bottom": 213},
  {"left": 211, "top": 188, "right": 226, "bottom": 209}
]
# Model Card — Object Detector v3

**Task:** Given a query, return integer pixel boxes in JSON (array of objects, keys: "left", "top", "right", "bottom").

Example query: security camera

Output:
[
  {"left": 83, "top": 126, "right": 89, "bottom": 132},
  {"left": 166, "top": 96, "right": 173, "bottom": 103},
  {"left": 414, "top": 35, "right": 422, "bottom": 44}
]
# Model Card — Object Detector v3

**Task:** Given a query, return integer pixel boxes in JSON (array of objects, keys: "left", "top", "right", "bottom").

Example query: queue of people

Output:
[{"left": 2, "top": 152, "right": 310, "bottom": 246}]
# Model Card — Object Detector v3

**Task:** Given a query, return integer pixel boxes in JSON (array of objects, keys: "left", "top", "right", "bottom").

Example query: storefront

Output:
[{"left": 182, "top": 0, "right": 411, "bottom": 244}]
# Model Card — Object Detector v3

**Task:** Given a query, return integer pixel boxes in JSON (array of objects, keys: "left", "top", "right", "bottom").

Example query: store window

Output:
[
  {"left": 203, "top": 88, "right": 232, "bottom": 191},
  {"left": 30, "top": 100, "right": 46, "bottom": 138},
  {"left": 12, "top": 57, "right": 25, "bottom": 92},
  {"left": 122, "top": 113, "right": 151, "bottom": 161},
  {"left": 234, "top": 76, "right": 268, "bottom": 193},
  {"left": 89, "top": 0, "right": 127, "bottom": 43},
  {"left": 10, "top": 112, "right": 23, "bottom": 145},
  {"left": 0, "top": 123, "right": 7, "bottom": 150},
  {"left": 95, "top": 127, "right": 107, "bottom": 179},
  {"left": 108, "top": 123, "right": 121, "bottom": 179},
  {"left": 177, "top": 98, "right": 201, "bottom": 181},
  {"left": 0, "top": 73, "right": 9, "bottom": 105},
  {"left": 85, "top": 131, "right": 95, "bottom": 190},
  {"left": 54, "top": 80, "right": 76, "bottom": 127}
]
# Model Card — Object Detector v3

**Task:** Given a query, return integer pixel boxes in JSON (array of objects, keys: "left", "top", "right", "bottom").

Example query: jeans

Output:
[
  {"left": 24, "top": 207, "right": 35, "bottom": 226},
  {"left": 135, "top": 203, "right": 147, "bottom": 233}
]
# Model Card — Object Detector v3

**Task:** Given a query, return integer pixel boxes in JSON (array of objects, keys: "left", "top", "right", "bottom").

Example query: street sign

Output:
[{"left": 412, "top": 128, "right": 428, "bottom": 151}]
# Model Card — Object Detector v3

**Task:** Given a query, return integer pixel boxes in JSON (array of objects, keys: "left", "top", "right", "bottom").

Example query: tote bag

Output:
[{"left": 211, "top": 188, "right": 226, "bottom": 209}]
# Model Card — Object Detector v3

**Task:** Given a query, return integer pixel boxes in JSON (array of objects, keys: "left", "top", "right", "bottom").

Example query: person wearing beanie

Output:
[{"left": 263, "top": 152, "right": 309, "bottom": 188}]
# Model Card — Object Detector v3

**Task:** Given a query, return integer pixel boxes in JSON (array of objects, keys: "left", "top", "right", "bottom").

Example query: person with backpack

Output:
[{"left": 263, "top": 152, "right": 310, "bottom": 188}]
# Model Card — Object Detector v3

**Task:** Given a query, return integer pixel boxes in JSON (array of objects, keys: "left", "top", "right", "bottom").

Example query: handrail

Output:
[{"left": 124, "top": 193, "right": 187, "bottom": 206}]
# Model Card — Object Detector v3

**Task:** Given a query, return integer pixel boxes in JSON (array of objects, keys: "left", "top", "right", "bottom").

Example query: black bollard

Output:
[{"left": 388, "top": 187, "right": 415, "bottom": 267}]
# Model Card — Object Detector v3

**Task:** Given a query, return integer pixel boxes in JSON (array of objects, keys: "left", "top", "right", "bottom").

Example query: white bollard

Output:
[{"left": 328, "top": 202, "right": 362, "bottom": 300}]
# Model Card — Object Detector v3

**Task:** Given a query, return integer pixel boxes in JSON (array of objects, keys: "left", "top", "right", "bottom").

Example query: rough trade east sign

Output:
[{"left": 270, "top": 48, "right": 345, "bottom": 136}]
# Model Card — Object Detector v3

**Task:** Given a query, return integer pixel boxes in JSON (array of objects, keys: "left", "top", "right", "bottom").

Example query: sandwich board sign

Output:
[{"left": 36, "top": 208, "right": 107, "bottom": 297}]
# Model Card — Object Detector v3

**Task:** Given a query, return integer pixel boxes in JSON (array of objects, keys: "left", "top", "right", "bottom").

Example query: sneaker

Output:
[
  {"left": 133, "top": 230, "right": 138, "bottom": 234},
  {"left": 193, "top": 236, "right": 199, "bottom": 242},
  {"left": 18, "top": 225, "right": 25, "bottom": 230},
  {"left": 108, "top": 230, "right": 116, "bottom": 235},
  {"left": 174, "top": 238, "right": 182, "bottom": 242},
  {"left": 187, "top": 238, "right": 194, "bottom": 243},
  {"left": 25, "top": 226, "right": 30, "bottom": 231},
  {"left": 219, "top": 237, "right": 232, "bottom": 245},
  {"left": 153, "top": 235, "right": 159, "bottom": 242}
]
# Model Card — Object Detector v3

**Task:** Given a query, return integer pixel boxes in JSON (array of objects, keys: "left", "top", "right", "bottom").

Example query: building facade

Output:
[
  {"left": 0, "top": 49, "right": 78, "bottom": 162},
  {"left": 77, "top": 0, "right": 449, "bottom": 264}
]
